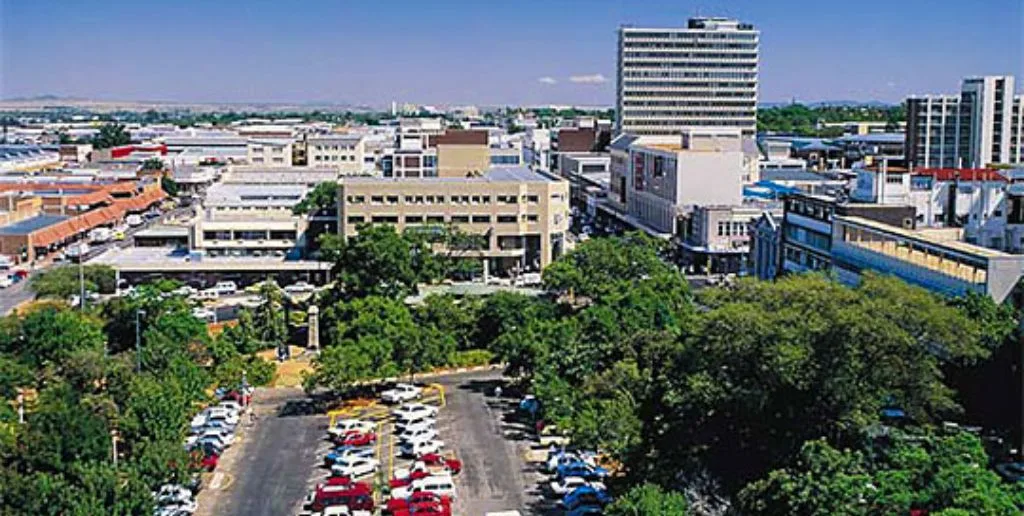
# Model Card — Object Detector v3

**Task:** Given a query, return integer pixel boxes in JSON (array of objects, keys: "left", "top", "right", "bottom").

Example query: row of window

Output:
[
  {"left": 313, "top": 145, "right": 357, "bottom": 151},
  {"left": 490, "top": 155, "right": 521, "bottom": 165},
  {"left": 203, "top": 230, "right": 297, "bottom": 240},
  {"left": 313, "top": 155, "right": 357, "bottom": 162},
  {"left": 716, "top": 220, "right": 751, "bottom": 237},
  {"left": 622, "top": 51, "right": 757, "bottom": 59},
  {"left": 622, "top": 119, "right": 754, "bottom": 127},
  {"left": 621, "top": 110, "right": 755, "bottom": 118},
  {"left": 347, "top": 214, "right": 539, "bottom": 225},
  {"left": 250, "top": 157, "right": 287, "bottom": 164},
  {"left": 621, "top": 90, "right": 755, "bottom": 98},
  {"left": 622, "top": 42, "right": 758, "bottom": 50},
  {"left": 623, "top": 80, "right": 756, "bottom": 88},
  {"left": 623, "top": 70, "right": 756, "bottom": 79},
  {"left": 346, "top": 194, "right": 540, "bottom": 205},
  {"left": 623, "top": 100, "right": 756, "bottom": 108},
  {"left": 623, "top": 32, "right": 757, "bottom": 41},
  {"left": 623, "top": 61, "right": 756, "bottom": 69}
]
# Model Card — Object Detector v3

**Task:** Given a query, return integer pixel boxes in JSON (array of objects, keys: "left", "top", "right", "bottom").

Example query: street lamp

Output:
[
  {"left": 135, "top": 309, "right": 146, "bottom": 373},
  {"left": 77, "top": 242, "right": 86, "bottom": 310}
]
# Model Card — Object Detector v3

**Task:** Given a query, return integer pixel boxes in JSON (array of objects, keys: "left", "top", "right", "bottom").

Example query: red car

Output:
[
  {"left": 310, "top": 482, "right": 374, "bottom": 512},
  {"left": 201, "top": 453, "right": 219, "bottom": 472},
  {"left": 389, "top": 469, "right": 433, "bottom": 488},
  {"left": 337, "top": 431, "right": 377, "bottom": 447},
  {"left": 385, "top": 492, "right": 451, "bottom": 515},
  {"left": 322, "top": 476, "right": 353, "bottom": 487},
  {"left": 420, "top": 453, "right": 462, "bottom": 474}
]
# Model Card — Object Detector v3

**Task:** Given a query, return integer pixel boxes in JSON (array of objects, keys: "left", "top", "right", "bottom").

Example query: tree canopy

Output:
[{"left": 91, "top": 123, "right": 131, "bottom": 149}]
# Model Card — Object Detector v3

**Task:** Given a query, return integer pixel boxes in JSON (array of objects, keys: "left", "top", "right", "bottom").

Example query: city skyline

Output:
[{"left": 1, "top": 0, "right": 1022, "bottom": 107}]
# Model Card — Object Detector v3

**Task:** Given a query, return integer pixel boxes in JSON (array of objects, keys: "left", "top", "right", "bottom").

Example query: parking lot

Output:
[{"left": 197, "top": 369, "right": 546, "bottom": 516}]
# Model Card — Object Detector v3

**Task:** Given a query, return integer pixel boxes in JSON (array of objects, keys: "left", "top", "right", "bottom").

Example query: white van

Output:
[
  {"left": 88, "top": 227, "right": 113, "bottom": 243},
  {"left": 213, "top": 281, "right": 238, "bottom": 295},
  {"left": 126, "top": 214, "right": 144, "bottom": 227},
  {"left": 195, "top": 289, "right": 219, "bottom": 301}
]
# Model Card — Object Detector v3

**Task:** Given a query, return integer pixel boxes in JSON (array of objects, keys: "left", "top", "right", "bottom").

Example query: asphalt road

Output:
[
  {"left": 0, "top": 276, "right": 32, "bottom": 315},
  {"left": 199, "top": 369, "right": 537, "bottom": 516}
]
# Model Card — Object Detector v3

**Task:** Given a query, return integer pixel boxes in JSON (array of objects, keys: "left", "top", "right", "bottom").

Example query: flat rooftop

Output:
[
  {"left": 838, "top": 215, "right": 1012, "bottom": 259},
  {"left": 0, "top": 214, "right": 69, "bottom": 235},
  {"left": 340, "top": 166, "right": 559, "bottom": 184},
  {"left": 133, "top": 225, "right": 190, "bottom": 238},
  {"left": 89, "top": 247, "right": 330, "bottom": 272}
]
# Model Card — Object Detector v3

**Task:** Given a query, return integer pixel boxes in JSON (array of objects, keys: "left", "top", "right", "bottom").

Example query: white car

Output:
[
  {"left": 154, "top": 499, "right": 197, "bottom": 515},
  {"left": 197, "top": 428, "right": 235, "bottom": 447},
  {"left": 202, "top": 407, "right": 239, "bottom": 425},
  {"left": 189, "top": 413, "right": 208, "bottom": 431},
  {"left": 381, "top": 383, "right": 422, "bottom": 404},
  {"left": 390, "top": 473, "right": 456, "bottom": 501},
  {"left": 153, "top": 484, "right": 193, "bottom": 505},
  {"left": 548, "top": 476, "right": 606, "bottom": 497},
  {"left": 218, "top": 400, "right": 243, "bottom": 413},
  {"left": 0, "top": 276, "right": 12, "bottom": 289},
  {"left": 330, "top": 457, "right": 379, "bottom": 479},
  {"left": 395, "top": 418, "right": 435, "bottom": 434},
  {"left": 399, "top": 438, "right": 444, "bottom": 458},
  {"left": 392, "top": 403, "right": 438, "bottom": 420},
  {"left": 284, "top": 281, "right": 315, "bottom": 294},
  {"left": 191, "top": 307, "right": 216, "bottom": 322},
  {"left": 327, "top": 419, "right": 375, "bottom": 439},
  {"left": 213, "top": 281, "right": 238, "bottom": 295},
  {"left": 398, "top": 427, "right": 438, "bottom": 444}
]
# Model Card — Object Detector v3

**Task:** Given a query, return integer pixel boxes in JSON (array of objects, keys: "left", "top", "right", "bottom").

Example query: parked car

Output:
[
  {"left": 392, "top": 403, "right": 438, "bottom": 420},
  {"left": 325, "top": 446, "right": 376, "bottom": 466},
  {"left": 153, "top": 500, "right": 197, "bottom": 516},
  {"left": 335, "top": 431, "right": 377, "bottom": 447},
  {"left": 545, "top": 450, "right": 597, "bottom": 473},
  {"left": 549, "top": 476, "right": 606, "bottom": 498},
  {"left": 565, "top": 505, "right": 603, "bottom": 516},
  {"left": 192, "top": 307, "right": 216, "bottom": 322},
  {"left": 153, "top": 484, "right": 193, "bottom": 505},
  {"left": 0, "top": 275, "right": 12, "bottom": 289},
  {"left": 213, "top": 281, "right": 238, "bottom": 295},
  {"left": 556, "top": 462, "right": 609, "bottom": 481},
  {"left": 306, "top": 482, "right": 374, "bottom": 513},
  {"left": 389, "top": 473, "right": 457, "bottom": 501},
  {"left": 330, "top": 457, "right": 380, "bottom": 479},
  {"left": 126, "top": 214, "right": 144, "bottom": 227},
  {"left": 196, "top": 428, "right": 235, "bottom": 447},
  {"left": 560, "top": 485, "right": 612, "bottom": 510},
  {"left": 385, "top": 491, "right": 452, "bottom": 515},
  {"left": 284, "top": 281, "right": 316, "bottom": 294},
  {"left": 382, "top": 383, "right": 423, "bottom": 404},
  {"left": 327, "top": 419, "right": 375, "bottom": 439},
  {"left": 419, "top": 453, "right": 462, "bottom": 474},
  {"left": 398, "top": 427, "right": 438, "bottom": 444},
  {"left": 399, "top": 439, "right": 444, "bottom": 458},
  {"left": 395, "top": 414, "right": 436, "bottom": 434}
]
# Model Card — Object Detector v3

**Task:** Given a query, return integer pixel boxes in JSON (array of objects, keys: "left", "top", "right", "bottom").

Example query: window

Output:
[
  {"left": 451, "top": 215, "right": 470, "bottom": 223},
  {"left": 426, "top": 215, "right": 445, "bottom": 223},
  {"left": 525, "top": 214, "right": 539, "bottom": 222},
  {"left": 472, "top": 215, "right": 491, "bottom": 223},
  {"left": 371, "top": 196, "right": 384, "bottom": 204},
  {"left": 405, "top": 215, "right": 424, "bottom": 224},
  {"left": 497, "top": 215, "right": 517, "bottom": 223},
  {"left": 386, "top": 196, "right": 400, "bottom": 204},
  {"left": 526, "top": 195, "right": 539, "bottom": 203},
  {"left": 371, "top": 215, "right": 399, "bottom": 223},
  {"left": 347, "top": 216, "right": 365, "bottom": 224},
  {"left": 269, "top": 230, "right": 296, "bottom": 240}
]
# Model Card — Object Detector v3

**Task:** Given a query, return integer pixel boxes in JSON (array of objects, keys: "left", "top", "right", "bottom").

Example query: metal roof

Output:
[{"left": 0, "top": 214, "right": 69, "bottom": 235}]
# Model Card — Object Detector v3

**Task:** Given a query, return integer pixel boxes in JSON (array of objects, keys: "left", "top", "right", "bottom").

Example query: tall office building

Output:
[
  {"left": 616, "top": 17, "right": 759, "bottom": 137},
  {"left": 906, "top": 75, "right": 1023, "bottom": 169}
]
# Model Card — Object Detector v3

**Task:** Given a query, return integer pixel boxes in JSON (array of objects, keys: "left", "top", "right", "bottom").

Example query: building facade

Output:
[
  {"left": 616, "top": 17, "right": 759, "bottom": 136},
  {"left": 307, "top": 134, "right": 367, "bottom": 173},
  {"left": 337, "top": 166, "right": 570, "bottom": 274},
  {"left": 906, "top": 76, "right": 1023, "bottom": 169}
]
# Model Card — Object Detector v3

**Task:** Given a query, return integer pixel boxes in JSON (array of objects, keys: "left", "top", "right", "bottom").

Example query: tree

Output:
[
  {"left": 141, "top": 157, "right": 164, "bottom": 171},
  {"left": 292, "top": 181, "right": 337, "bottom": 215},
  {"left": 736, "top": 432, "right": 1024, "bottom": 515},
  {"left": 14, "top": 306, "right": 106, "bottom": 368},
  {"left": 31, "top": 264, "right": 116, "bottom": 298},
  {"left": 160, "top": 175, "right": 179, "bottom": 197},
  {"left": 91, "top": 123, "right": 131, "bottom": 149},
  {"left": 327, "top": 224, "right": 428, "bottom": 300},
  {"left": 252, "top": 281, "right": 288, "bottom": 348},
  {"left": 606, "top": 484, "right": 689, "bottom": 516},
  {"left": 414, "top": 295, "right": 478, "bottom": 351}
]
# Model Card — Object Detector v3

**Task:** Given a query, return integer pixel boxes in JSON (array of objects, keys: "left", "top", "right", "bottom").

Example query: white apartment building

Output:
[
  {"left": 307, "top": 134, "right": 369, "bottom": 173},
  {"left": 616, "top": 17, "right": 759, "bottom": 137},
  {"left": 906, "top": 76, "right": 1023, "bottom": 168},
  {"left": 246, "top": 138, "right": 293, "bottom": 166}
]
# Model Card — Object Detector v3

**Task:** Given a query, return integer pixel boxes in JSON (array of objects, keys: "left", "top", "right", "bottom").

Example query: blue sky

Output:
[{"left": 1, "top": 0, "right": 1021, "bottom": 107}]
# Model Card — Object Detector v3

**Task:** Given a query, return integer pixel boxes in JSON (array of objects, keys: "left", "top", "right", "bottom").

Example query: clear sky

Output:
[{"left": 1, "top": 0, "right": 1021, "bottom": 107}]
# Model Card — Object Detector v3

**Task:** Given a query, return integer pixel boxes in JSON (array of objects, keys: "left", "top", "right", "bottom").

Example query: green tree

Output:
[
  {"left": 327, "top": 224, "right": 427, "bottom": 300},
  {"left": 91, "top": 123, "right": 131, "bottom": 149},
  {"left": 606, "top": 483, "right": 689, "bottom": 516},
  {"left": 160, "top": 175, "right": 179, "bottom": 196},
  {"left": 253, "top": 281, "right": 288, "bottom": 348},
  {"left": 414, "top": 294, "right": 478, "bottom": 351},
  {"left": 292, "top": 181, "right": 337, "bottom": 215},
  {"left": 31, "top": 264, "right": 116, "bottom": 298},
  {"left": 14, "top": 306, "right": 106, "bottom": 368},
  {"left": 141, "top": 157, "right": 164, "bottom": 171}
]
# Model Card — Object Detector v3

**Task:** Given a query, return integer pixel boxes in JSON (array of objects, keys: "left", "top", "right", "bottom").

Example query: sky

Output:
[{"left": 1, "top": 0, "right": 1021, "bottom": 107}]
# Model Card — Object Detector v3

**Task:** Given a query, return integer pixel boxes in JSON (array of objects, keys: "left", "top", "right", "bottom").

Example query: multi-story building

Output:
[
  {"left": 609, "top": 128, "right": 745, "bottom": 235},
  {"left": 906, "top": 76, "right": 1023, "bottom": 169},
  {"left": 307, "top": 134, "right": 367, "bottom": 173},
  {"left": 338, "top": 166, "right": 569, "bottom": 274},
  {"left": 616, "top": 17, "right": 759, "bottom": 137},
  {"left": 680, "top": 204, "right": 780, "bottom": 274},
  {"left": 246, "top": 139, "right": 293, "bottom": 166}
]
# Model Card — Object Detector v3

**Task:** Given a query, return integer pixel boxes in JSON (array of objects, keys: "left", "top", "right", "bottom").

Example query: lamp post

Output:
[
  {"left": 135, "top": 309, "right": 146, "bottom": 373},
  {"left": 78, "top": 243, "right": 85, "bottom": 310}
]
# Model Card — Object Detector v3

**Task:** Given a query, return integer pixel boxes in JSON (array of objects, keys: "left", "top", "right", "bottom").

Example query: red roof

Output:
[
  {"left": 914, "top": 168, "right": 1006, "bottom": 182},
  {"left": 27, "top": 189, "right": 162, "bottom": 248}
]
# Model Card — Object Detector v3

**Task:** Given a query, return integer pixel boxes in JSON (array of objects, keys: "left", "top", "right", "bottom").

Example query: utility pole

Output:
[
  {"left": 78, "top": 243, "right": 85, "bottom": 310},
  {"left": 135, "top": 309, "right": 146, "bottom": 373},
  {"left": 16, "top": 390, "right": 24, "bottom": 424},
  {"left": 110, "top": 430, "right": 119, "bottom": 467}
]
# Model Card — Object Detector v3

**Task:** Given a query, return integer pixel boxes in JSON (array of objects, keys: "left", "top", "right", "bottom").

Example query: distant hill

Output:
[{"left": 759, "top": 100, "right": 898, "bottom": 108}]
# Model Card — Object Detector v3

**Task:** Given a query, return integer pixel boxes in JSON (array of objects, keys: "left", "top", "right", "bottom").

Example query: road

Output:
[
  {"left": 198, "top": 369, "right": 535, "bottom": 516},
  {"left": 0, "top": 276, "right": 33, "bottom": 315}
]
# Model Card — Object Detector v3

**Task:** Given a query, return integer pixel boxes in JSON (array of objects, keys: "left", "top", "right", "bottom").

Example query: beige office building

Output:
[{"left": 338, "top": 166, "right": 569, "bottom": 273}]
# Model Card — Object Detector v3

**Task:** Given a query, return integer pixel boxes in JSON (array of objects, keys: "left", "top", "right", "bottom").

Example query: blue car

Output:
[
  {"left": 562, "top": 485, "right": 612, "bottom": 510},
  {"left": 556, "top": 461, "right": 609, "bottom": 480},
  {"left": 323, "top": 445, "right": 375, "bottom": 466}
]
